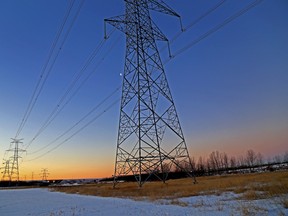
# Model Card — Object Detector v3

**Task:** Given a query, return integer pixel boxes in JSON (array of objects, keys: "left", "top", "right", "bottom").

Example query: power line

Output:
[
  {"left": 22, "top": 0, "right": 263, "bottom": 163},
  {"left": 21, "top": 0, "right": 226, "bottom": 152},
  {"left": 29, "top": 86, "right": 120, "bottom": 155},
  {"left": 24, "top": 30, "right": 118, "bottom": 151},
  {"left": 25, "top": 39, "right": 105, "bottom": 148},
  {"left": 25, "top": 99, "right": 120, "bottom": 162},
  {"left": 3, "top": 0, "right": 76, "bottom": 164},
  {"left": 15, "top": 0, "right": 77, "bottom": 139},
  {"left": 23, "top": 36, "right": 121, "bottom": 159},
  {"left": 172, "top": 0, "right": 226, "bottom": 43},
  {"left": 159, "top": 0, "right": 226, "bottom": 53},
  {"left": 24, "top": 0, "right": 87, "bottom": 130},
  {"left": 170, "top": 0, "right": 264, "bottom": 60}
]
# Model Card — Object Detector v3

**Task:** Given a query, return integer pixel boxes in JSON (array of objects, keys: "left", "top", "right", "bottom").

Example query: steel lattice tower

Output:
[
  {"left": 1, "top": 160, "right": 11, "bottom": 181},
  {"left": 105, "top": 0, "right": 195, "bottom": 187},
  {"left": 40, "top": 168, "right": 49, "bottom": 181},
  {"left": 8, "top": 138, "right": 26, "bottom": 181}
]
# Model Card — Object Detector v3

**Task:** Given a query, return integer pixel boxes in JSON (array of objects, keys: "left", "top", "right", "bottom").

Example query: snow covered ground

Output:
[{"left": 0, "top": 188, "right": 287, "bottom": 216}]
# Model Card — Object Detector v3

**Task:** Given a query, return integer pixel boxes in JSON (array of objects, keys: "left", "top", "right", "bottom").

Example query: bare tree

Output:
[
  {"left": 206, "top": 158, "right": 211, "bottom": 173},
  {"left": 190, "top": 157, "right": 196, "bottom": 171},
  {"left": 230, "top": 156, "right": 237, "bottom": 168},
  {"left": 210, "top": 151, "right": 223, "bottom": 171},
  {"left": 208, "top": 152, "right": 216, "bottom": 171},
  {"left": 246, "top": 149, "right": 257, "bottom": 169},
  {"left": 237, "top": 155, "right": 246, "bottom": 167},
  {"left": 283, "top": 151, "right": 288, "bottom": 163},
  {"left": 273, "top": 154, "right": 282, "bottom": 163},
  {"left": 197, "top": 156, "right": 206, "bottom": 173},
  {"left": 221, "top": 152, "right": 229, "bottom": 170},
  {"left": 256, "top": 152, "right": 264, "bottom": 165}
]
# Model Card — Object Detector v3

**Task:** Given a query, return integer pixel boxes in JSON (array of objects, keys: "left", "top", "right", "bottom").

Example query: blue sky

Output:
[{"left": 0, "top": 0, "right": 287, "bottom": 179}]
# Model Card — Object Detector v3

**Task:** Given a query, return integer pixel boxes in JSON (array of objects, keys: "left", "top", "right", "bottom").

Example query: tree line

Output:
[{"left": 189, "top": 149, "right": 288, "bottom": 176}]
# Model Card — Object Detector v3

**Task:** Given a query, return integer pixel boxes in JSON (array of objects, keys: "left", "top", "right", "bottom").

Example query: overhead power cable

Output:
[
  {"left": 14, "top": 0, "right": 83, "bottom": 139},
  {"left": 29, "top": 86, "right": 120, "bottom": 155},
  {"left": 22, "top": 0, "right": 225, "bottom": 152},
  {"left": 3, "top": 0, "right": 80, "bottom": 164},
  {"left": 23, "top": 34, "right": 121, "bottom": 159},
  {"left": 23, "top": 0, "right": 263, "bottom": 161},
  {"left": 25, "top": 39, "right": 105, "bottom": 148},
  {"left": 171, "top": 0, "right": 226, "bottom": 44},
  {"left": 169, "top": 0, "right": 264, "bottom": 60},
  {"left": 24, "top": 30, "right": 118, "bottom": 151},
  {"left": 25, "top": 99, "right": 120, "bottom": 162},
  {"left": 159, "top": 0, "right": 226, "bottom": 53}
]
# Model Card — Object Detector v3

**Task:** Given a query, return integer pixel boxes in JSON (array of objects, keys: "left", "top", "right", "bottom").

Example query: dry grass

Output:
[
  {"left": 282, "top": 198, "right": 288, "bottom": 209},
  {"left": 51, "top": 171, "right": 288, "bottom": 201},
  {"left": 170, "top": 199, "right": 189, "bottom": 207},
  {"left": 237, "top": 202, "right": 268, "bottom": 216}
]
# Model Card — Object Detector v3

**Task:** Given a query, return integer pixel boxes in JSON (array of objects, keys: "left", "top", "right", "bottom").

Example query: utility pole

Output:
[
  {"left": 40, "top": 168, "right": 49, "bottom": 181},
  {"left": 7, "top": 138, "right": 26, "bottom": 181},
  {"left": 105, "top": 0, "right": 196, "bottom": 188}
]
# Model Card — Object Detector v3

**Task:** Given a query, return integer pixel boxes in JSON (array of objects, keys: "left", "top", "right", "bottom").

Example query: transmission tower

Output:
[
  {"left": 1, "top": 159, "right": 11, "bottom": 181},
  {"left": 40, "top": 168, "right": 49, "bottom": 181},
  {"left": 8, "top": 138, "right": 26, "bottom": 181},
  {"left": 105, "top": 0, "right": 196, "bottom": 187}
]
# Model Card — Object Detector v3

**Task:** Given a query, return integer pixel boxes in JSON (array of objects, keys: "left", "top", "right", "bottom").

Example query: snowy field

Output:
[{"left": 0, "top": 188, "right": 287, "bottom": 216}]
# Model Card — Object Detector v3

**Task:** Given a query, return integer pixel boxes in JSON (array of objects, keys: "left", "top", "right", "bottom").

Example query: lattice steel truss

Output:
[
  {"left": 1, "top": 159, "right": 11, "bottom": 181},
  {"left": 105, "top": 0, "right": 196, "bottom": 187},
  {"left": 8, "top": 138, "right": 25, "bottom": 181}
]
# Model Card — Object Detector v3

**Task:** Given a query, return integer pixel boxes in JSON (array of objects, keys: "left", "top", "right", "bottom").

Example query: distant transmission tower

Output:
[
  {"left": 1, "top": 159, "right": 11, "bottom": 181},
  {"left": 105, "top": 0, "right": 196, "bottom": 187},
  {"left": 40, "top": 168, "right": 49, "bottom": 181},
  {"left": 8, "top": 138, "right": 26, "bottom": 181}
]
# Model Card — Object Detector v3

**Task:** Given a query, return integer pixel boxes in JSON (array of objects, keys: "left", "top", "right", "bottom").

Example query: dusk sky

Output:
[{"left": 0, "top": 0, "right": 287, "bottom": 180}]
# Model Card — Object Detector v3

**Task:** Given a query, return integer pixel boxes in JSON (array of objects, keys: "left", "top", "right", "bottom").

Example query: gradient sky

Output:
[{"left": 0, "top": 0, "right": 287, "bottom": 180}]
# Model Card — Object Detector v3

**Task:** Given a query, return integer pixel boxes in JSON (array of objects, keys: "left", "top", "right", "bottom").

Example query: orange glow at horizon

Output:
[
  {"left": 16, "top": 125, "right": 287, "bottom": 181},
  {"left": 188, "top": 126, "right": 288, "bottom": 161},
  {"left": 19, "top": 163, "right": 114, "bottom": 181}
]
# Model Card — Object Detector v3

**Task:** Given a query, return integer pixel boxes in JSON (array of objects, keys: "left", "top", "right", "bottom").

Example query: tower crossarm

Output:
[
  {"left": 104, "top": 15, "right": 131, "bottom": 35},
  {"left": 125, "top": 0, "right": 181, "bottom": 17},
  {"left": 105, "top": 16, "right": 168, "bottom": 41},
  {"left": 147, "top": 0, "right": 180, "bottom": 17}
]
